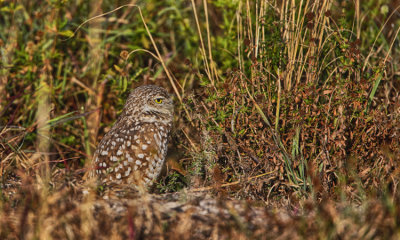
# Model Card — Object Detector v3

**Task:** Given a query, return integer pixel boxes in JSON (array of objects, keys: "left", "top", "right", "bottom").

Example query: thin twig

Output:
[
  {"left": 190, "top": 169, "right": 277, "bottom": 192},
  {"left": 65, "top": 4, "right": 182, "bottom": 103}
]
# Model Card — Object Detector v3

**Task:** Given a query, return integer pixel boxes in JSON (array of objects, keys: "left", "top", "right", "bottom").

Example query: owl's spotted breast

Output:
[{"left": 93, "top": 122, "right": 170, "bottom": 186}]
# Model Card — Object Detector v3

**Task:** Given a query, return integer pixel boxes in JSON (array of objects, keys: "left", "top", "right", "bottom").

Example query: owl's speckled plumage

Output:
[{"left": 91, "top": 85, "right": 173, "bottom": 188}]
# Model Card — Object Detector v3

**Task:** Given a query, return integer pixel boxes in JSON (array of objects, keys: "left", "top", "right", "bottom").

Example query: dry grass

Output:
[{"left": 1, "top": 0, "right": 400, "bottom": 238}]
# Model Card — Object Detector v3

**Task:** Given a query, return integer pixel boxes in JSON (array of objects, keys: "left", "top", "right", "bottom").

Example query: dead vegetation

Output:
[{"left": 1, "top": 0, "right": 400, "bottom": 239}]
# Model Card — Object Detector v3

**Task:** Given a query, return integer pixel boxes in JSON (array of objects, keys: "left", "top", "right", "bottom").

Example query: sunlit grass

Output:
[{"left": 0, "top": 0, "right": 399, "bottom": 238}]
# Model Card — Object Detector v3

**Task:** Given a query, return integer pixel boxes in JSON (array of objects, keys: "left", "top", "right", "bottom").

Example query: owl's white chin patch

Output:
[
  {"left": 144, "top": 105, "right": 173, "bottom": 114},
  {"left": 140, "top": 105, "right": 173, "bottom": 123}
]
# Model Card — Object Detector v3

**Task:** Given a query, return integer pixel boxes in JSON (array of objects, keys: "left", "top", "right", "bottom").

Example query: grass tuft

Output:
[{"left": 0, "top": 0, "right": 399, "bottom": 238}]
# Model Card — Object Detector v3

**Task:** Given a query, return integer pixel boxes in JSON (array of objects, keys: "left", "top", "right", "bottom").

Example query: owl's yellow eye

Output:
[{"left": 154, "top": 98, "right": 163, "bottom": 104}]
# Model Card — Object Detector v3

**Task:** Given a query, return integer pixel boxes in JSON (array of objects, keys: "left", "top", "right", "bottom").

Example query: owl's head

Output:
[{"left": 124, "top": 85, "right": 174, "bottom": 123}]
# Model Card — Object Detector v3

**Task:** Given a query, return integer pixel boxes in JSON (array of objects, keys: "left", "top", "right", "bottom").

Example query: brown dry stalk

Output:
[
  {"left": 85, "top": 0, "right": 104, "bottom": 162},
  {"left": 190, "top": 0, "right": 213, "bottom": 86}
]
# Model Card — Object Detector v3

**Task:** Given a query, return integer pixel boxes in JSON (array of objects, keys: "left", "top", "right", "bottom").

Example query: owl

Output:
[{"left": 91, "top": 85, "right": 174, "bottom": 189}]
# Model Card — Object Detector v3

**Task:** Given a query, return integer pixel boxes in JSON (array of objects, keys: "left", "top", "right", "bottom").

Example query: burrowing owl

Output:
[{"left": 91, "top": 85, "right": 173, "bottom": 188}]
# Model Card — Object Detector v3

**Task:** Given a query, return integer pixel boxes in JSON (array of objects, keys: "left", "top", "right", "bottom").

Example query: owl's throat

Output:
[{"left": 135, "top": 113, "right": 172, "bottom": 125}]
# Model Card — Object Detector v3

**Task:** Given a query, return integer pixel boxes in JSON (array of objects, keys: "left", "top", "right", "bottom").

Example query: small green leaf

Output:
[{"left": 58, "top": 30, "right": 74, "bottom": 37}]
